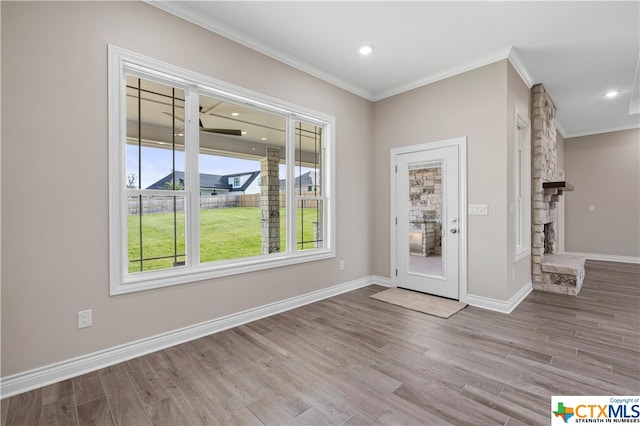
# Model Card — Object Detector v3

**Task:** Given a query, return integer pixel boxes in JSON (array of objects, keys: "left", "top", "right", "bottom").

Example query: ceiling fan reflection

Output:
[{"left": 162, "top": 106, "right": 242, "bottom": 136}]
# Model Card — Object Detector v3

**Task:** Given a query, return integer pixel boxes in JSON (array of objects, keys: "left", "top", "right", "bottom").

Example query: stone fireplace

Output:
[
  {"left": 543, "top": 222, "right": 554, "bottom": 254},
  {"left": 531, "top": 84, "right": 585, "bottom": 295}
]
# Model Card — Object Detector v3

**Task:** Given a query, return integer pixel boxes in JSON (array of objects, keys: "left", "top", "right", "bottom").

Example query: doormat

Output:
[{"left": 370, "top": 288, "right": 467, "bottom": 318}]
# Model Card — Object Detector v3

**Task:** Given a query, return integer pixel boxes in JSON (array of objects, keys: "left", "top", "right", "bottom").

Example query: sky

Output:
[{"left": 127, "top": 145, "right": 293, "bottom": 189}]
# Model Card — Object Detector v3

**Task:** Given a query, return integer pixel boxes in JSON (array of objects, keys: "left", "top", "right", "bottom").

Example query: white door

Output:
[{"left": 394, "top": 143, "right": 461, "bottom": 299}]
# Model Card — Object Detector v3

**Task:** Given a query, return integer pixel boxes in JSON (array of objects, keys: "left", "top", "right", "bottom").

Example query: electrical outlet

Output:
[
  {"left": 78, "top": 310, "right": 92, "bottom": 328},
  {"left": 339, "top": 260, "right": 345, "bottom": 270}
]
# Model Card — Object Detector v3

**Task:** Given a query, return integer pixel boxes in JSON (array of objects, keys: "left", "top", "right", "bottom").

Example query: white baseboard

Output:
[
  {"left": 466, "top": 281, "right": 532, "bottom": 314},
  {"left": 562, "top": 251, "right": 640, "bottom": 265},
  {"left": 1, "top": 276, "right": 378, "bottom": 399},
  {"left": 369, "top": 275, "right": 392, "bottom": 287}
]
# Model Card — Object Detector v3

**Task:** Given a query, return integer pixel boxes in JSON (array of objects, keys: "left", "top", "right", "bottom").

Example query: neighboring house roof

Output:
[
  {"left": 279, "top": 171, "right": 316, "bottom": 190},
  {"left": 224, "top": 171, "right": 261, "bottom": 192},
  {"left": 147, "top": 171, "right": 260, "bottom": 192}
]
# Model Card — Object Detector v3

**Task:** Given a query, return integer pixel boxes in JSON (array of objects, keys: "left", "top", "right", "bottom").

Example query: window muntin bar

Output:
[{"left": 110, "top": 47, "right": 334, "bottom": 294}]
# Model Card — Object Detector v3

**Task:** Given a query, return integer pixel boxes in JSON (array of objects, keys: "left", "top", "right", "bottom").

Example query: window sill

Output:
[{"left": 111, "top": 250, "right": 335, "bottom": 295}]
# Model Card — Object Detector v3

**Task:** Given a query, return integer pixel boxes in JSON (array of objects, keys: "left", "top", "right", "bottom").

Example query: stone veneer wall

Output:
[
  {"left": 261, "top": 147, "right": 281, "bottom": 254},
  {"left": 531, "top": 84, "right": 585, "bottom": 294},
  {"left": 531, "top": 84, "right": 558, "bottom": 284},
  {"left": 409, "top": 166, "right": 442, "bottom": 256}
]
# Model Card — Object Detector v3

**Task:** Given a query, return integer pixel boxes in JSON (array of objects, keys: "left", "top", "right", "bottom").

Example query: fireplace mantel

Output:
[{"left": 542, "top": 181, "right": 574, "bottom": 191}]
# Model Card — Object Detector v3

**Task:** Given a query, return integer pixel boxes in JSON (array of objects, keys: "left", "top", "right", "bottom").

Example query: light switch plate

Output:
[{"left": 469, "top": 204, "right": 488, "bottom": 215}]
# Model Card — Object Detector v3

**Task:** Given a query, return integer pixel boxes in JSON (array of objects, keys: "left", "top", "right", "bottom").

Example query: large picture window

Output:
[{"left": 109, "top": 47, "right": 334, "bottom": 294}]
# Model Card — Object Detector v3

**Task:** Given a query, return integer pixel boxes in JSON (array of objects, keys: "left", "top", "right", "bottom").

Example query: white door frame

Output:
[{"left": 390, "top": 137, "right": 468, "bottom": 303}]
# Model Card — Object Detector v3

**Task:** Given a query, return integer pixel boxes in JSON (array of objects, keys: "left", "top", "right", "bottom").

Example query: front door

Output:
[{"left": 393, "top": 142, "right": 461, "bottom": 299}]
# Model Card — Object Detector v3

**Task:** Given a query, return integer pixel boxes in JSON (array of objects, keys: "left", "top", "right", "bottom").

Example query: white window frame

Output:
[
  {"left": 514, "top": 108, "right": 531, "bottom": 261},
  {"left": 108, "top": 46, "right": 335, "bottom": 295}
]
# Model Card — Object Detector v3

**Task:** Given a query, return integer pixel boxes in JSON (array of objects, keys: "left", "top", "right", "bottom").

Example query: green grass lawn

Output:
[{"left": 128, "top": 207, "right": 319, "bottom": 273}]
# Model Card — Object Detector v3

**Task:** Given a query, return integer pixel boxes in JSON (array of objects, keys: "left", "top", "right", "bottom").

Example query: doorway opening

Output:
[{"left": 391, "top": 137, "right": 467, "bottom": 301}]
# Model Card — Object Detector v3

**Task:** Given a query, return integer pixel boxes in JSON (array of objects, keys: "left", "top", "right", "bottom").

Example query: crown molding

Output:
[
  {"left": 629, "top": 55, "right": 640, "bottom": 114},
  {"left": 371, "top": 46, "right": 514, "bottom": 101},
  {"left": 556, "top": 121, "right": 567, "bottom": 138},
  {"left": 507, "top": 46, "right": 534, "bottom": 89},
  {"left": 146, "top": 0, "right": 635, "bottom": 136},
  {"left": 145, "top": 0, "right": 375, "bottom": 100},
  {"left": 562, "top": 122, "right": 640, "bottom": 139},
  {"left": 146, "top": 2, "right": 524, "bottom": 103}
]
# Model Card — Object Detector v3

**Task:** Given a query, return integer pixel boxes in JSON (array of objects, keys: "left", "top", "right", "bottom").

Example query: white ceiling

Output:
[{"left": 149, "top": 1, "right": 639, "bottom": 138}]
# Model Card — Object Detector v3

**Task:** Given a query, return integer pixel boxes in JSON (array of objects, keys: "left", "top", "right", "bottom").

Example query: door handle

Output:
[{"left": 450, "top": 228, "right": 458, "bottom": 234}]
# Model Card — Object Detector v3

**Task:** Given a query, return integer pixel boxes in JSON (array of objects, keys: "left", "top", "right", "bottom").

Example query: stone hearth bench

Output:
[{"left": 533, "top": 254, "right": 585, "bottom": 295}]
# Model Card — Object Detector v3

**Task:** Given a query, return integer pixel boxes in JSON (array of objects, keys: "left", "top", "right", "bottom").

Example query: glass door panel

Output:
[
  {"left": 395, "top": 142, "right": 459, "bottom": 300},
  {"left": 407, "top": 161, "right": 443, "bottom": 277}
]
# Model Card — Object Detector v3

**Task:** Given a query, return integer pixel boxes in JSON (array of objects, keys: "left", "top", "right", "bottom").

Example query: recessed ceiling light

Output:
[
  {"left": 261, "top": 137, "right": 267, "bottom": 141},
  {"left": 605, "top": 91, "right": 618, "bottom": 98},
  {"left": 241, "top": 131, "right": 247, "bottom": 135},
  {"left": 231, "top": 112, "right": 239, "bottom": 116},
  {"left": 359, "top": 45, "right": 374, "bottom": 56}
]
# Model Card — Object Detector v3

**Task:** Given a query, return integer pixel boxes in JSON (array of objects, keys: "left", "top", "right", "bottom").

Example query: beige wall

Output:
[
  {"left": 371, "top": 60, "right": 514, "bottom": 300},
  {"left": 564, "top": 129, "right": 640, "bottom": 258},
  {"left": 1, "top": 1, "right": 372, "bottom": 376},
  {"left": 556, "top": 131, "right": 566, "bottom": 252},
  {"left": 506, "top": 61, "right": 532, "bottom": 296},
  {"left": 556, "top": 131, "right": 565, "bottom": 171}
]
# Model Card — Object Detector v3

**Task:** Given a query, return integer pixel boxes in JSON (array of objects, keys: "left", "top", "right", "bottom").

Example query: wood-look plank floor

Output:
[{"left": 2, "top": 260, "right": 639, "bottom": 425}]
